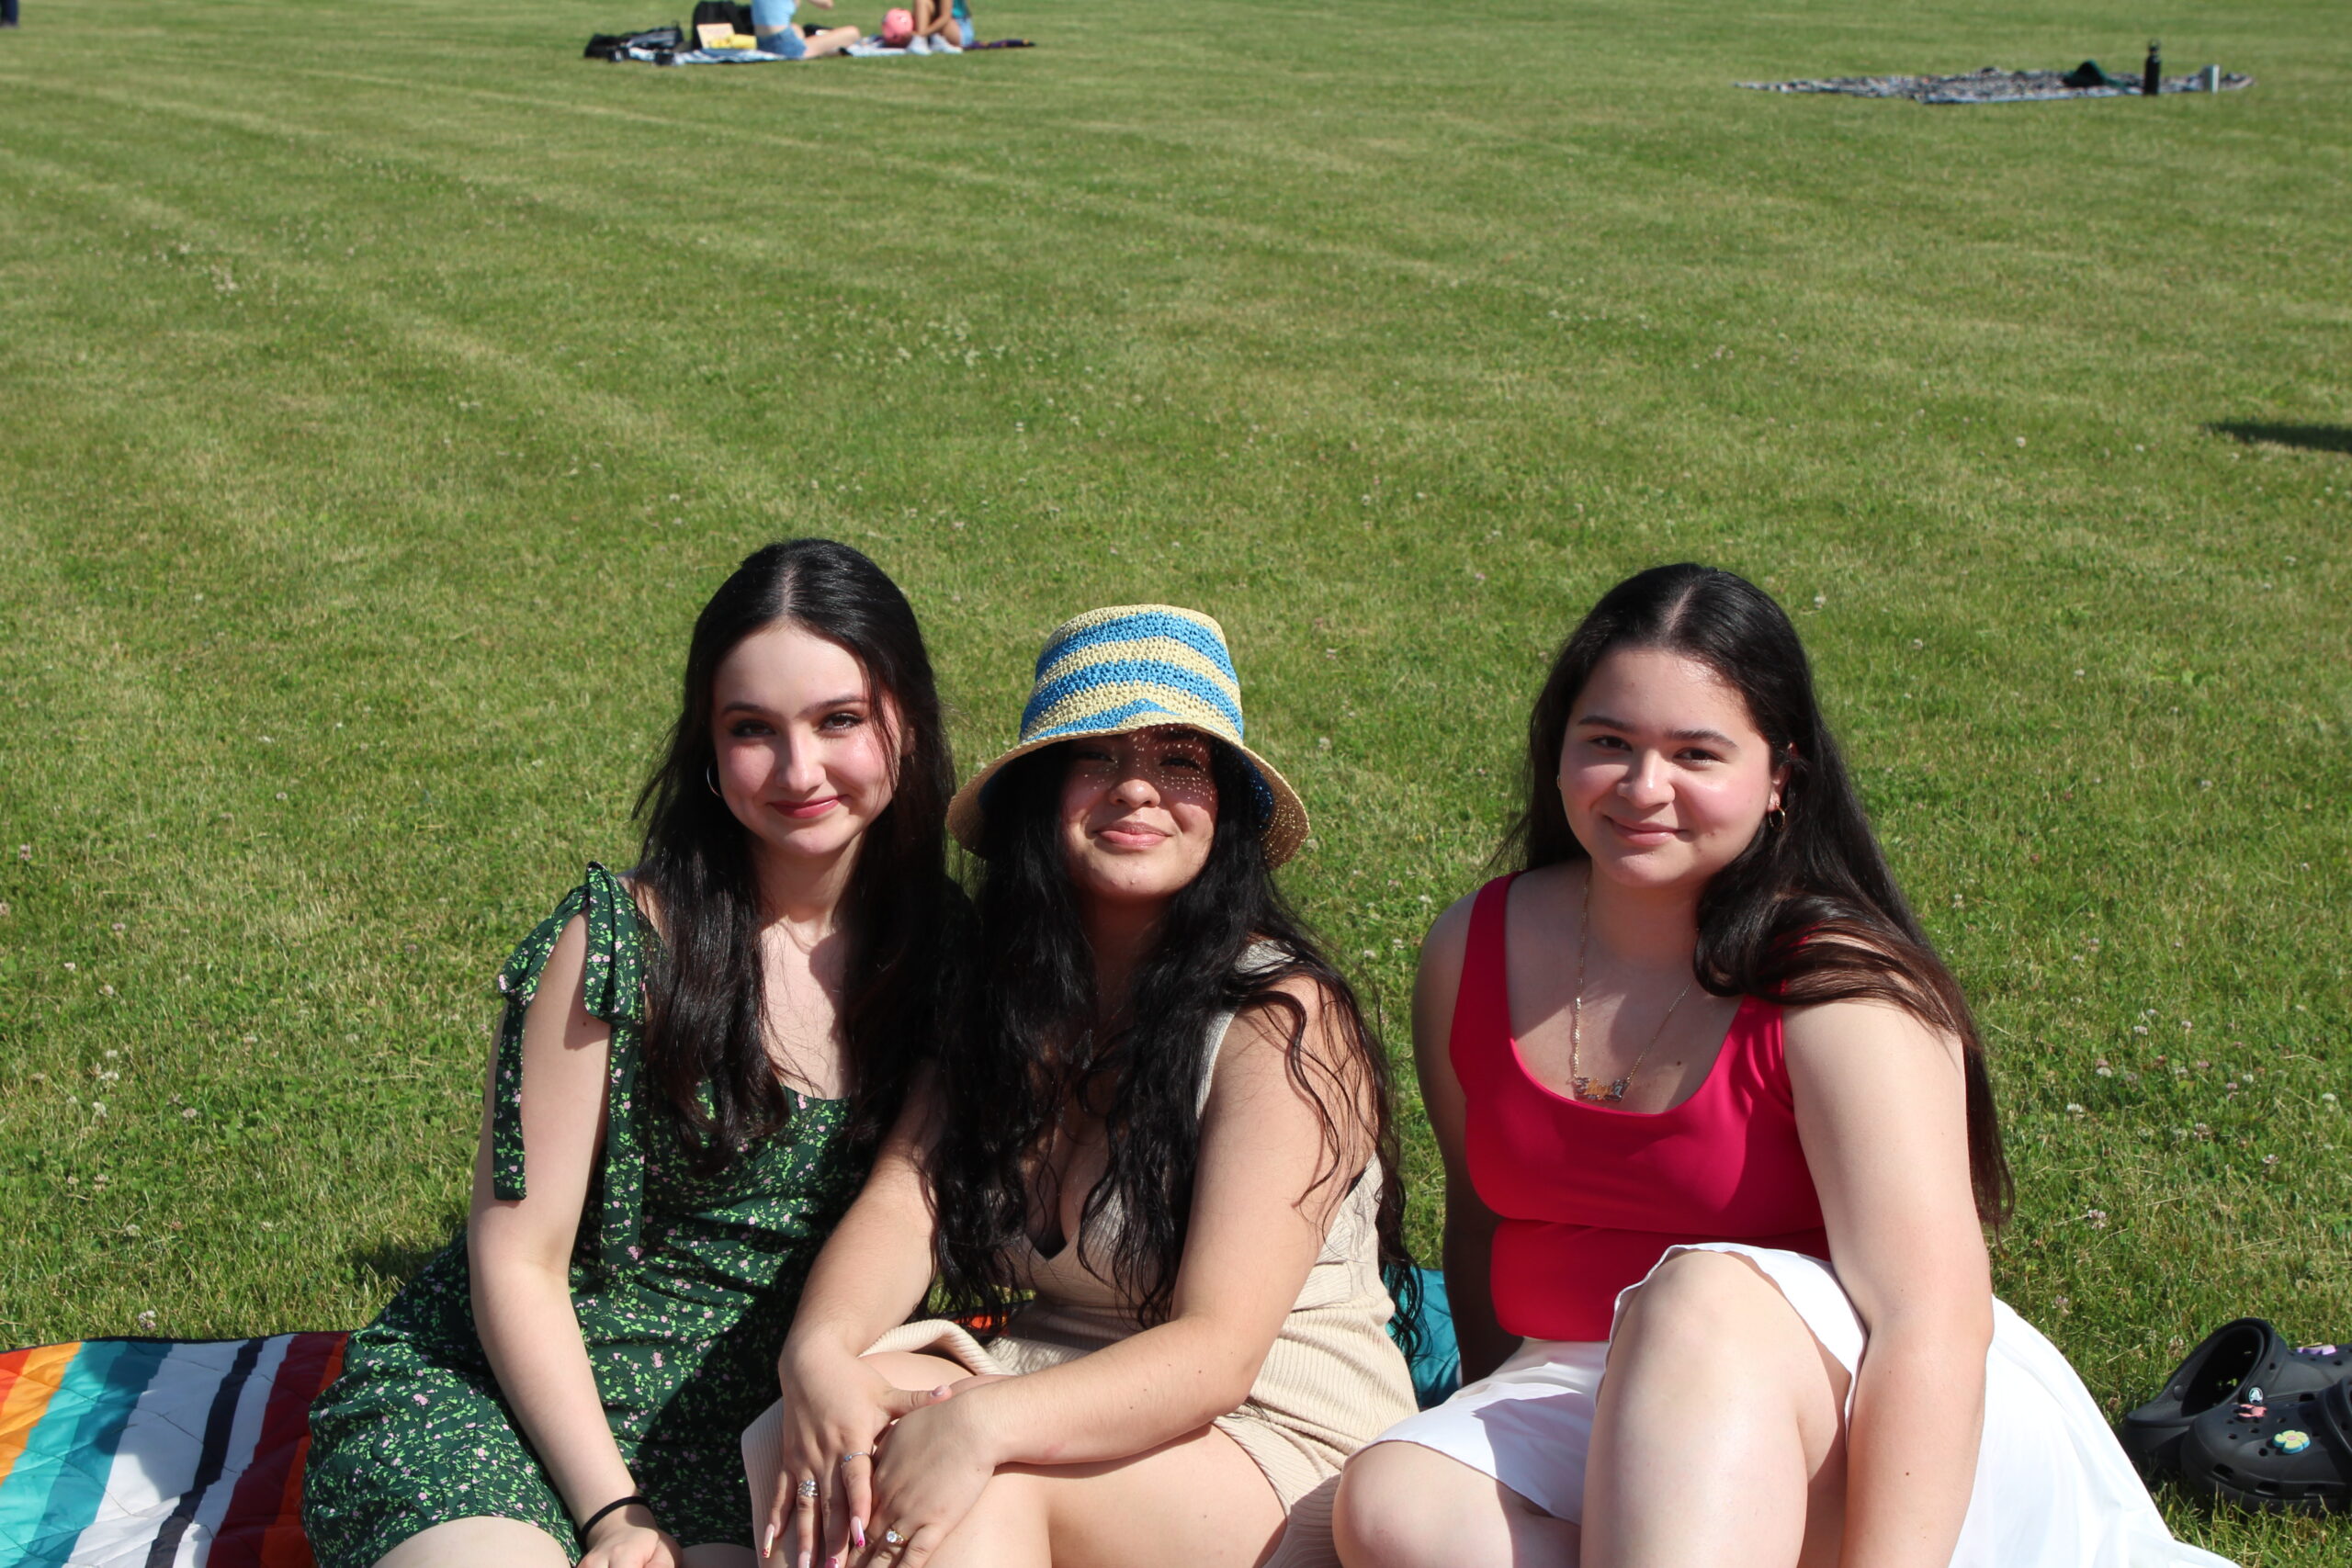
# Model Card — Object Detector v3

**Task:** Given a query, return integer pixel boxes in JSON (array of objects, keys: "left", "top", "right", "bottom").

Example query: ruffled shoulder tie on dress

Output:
[{"left": 487, "top": 862, "right": 652, "bottom": 1274}]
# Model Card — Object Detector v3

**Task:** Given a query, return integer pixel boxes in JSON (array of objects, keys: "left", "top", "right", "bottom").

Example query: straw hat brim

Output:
[{"left": 946, "top": 715, "right": 1309, "bottom": 869}]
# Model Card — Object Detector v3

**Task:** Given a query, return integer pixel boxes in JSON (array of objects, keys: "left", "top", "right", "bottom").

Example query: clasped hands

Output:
[{"left": 764, "top": 1346, "right": 1004, "bottom": 1568}]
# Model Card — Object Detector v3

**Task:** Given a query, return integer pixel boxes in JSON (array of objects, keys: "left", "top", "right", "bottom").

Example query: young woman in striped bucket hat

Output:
[{"left": 746, "top": 604, "right": 1419, "bottom": 1568}]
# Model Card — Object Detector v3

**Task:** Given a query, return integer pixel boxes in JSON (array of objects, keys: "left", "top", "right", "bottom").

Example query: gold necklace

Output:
[{"left": 1569, "top": 871, "right": 1694, "bottom": 1105}]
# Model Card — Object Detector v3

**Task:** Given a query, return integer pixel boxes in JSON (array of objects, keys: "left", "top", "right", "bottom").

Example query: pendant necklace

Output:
[{"left": 1568, "top": 871, "right": 1694, "bottom": 1106}]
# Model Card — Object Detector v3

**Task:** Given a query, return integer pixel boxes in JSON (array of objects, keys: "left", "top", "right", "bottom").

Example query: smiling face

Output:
[
  {"left": 1057, "top": 726, "right": 1220, "bottom": 913},
  {"left": 710, "top": 622, "right": 900, "bottom": 872},
  {"left": 1557, "top": 647, "right": 1787, "bottom": 895}
]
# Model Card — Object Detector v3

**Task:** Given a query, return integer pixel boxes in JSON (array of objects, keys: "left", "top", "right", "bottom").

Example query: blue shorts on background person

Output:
[
  {"left": 751, "top": 0, "right": 807, "bottom": 56},
  {"left": 750, "top": 0, "right": 859, "bottom": 59}
]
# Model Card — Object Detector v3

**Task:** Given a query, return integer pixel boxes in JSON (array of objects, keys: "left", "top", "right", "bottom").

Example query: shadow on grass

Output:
[
  {"left": 347, "top": 1211, "right": 464, "bottom": 1292},
  {"left": 2206, "top": 423, "right": 2352, "bottom": 455}
]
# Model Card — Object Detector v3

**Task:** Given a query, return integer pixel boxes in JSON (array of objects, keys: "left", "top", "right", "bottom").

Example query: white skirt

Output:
[{"left": 1364, "top": 1243, "right": 2234, "bottom": 1567}]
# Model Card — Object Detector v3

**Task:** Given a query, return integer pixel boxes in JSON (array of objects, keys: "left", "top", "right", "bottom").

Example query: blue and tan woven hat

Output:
[{"left": 946, "top": 604, "right": 1309, "bottom": 867}]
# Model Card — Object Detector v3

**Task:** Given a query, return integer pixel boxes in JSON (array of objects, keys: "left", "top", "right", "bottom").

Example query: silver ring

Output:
[
  {"left": 883, "top": 1528, "right": 906, "bottom": 1546},
  {"left": 837, "top": 1450, "right": 871, "bottom": 1466},
  {"left": 796, "top": 1478, "right": 818, "bottom": 1500}
]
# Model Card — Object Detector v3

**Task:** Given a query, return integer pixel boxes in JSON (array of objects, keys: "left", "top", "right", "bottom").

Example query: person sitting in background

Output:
[
  {"left": 902, "top": 0, "right": 961, "bottom": 53},
  {"left": 752, "top": 0, "right": 858, "bottom": 61}
]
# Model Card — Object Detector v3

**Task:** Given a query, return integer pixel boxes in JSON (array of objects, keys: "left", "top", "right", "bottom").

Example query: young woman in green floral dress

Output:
[{"left": 303, "top": 539, "right": 961, "bottom": 1568}]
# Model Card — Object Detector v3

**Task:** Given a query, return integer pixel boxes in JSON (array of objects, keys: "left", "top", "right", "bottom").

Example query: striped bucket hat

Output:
[{"left": 946, "top": 604, "right": 1309, "bottom": 866}]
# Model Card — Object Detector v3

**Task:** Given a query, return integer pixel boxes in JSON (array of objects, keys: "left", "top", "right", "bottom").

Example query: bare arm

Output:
[
  {"left": 958, "top": 977, "right": 1370, "bottom": 1459},
  {"left": 467, "top": 915, "right": 674, "bottom": 1563},
  {"left": 1786, "top": 998, "right": 1993, "bottom": 1568},
  {"left": 857, "top": 976, "right": 1374, "bottom": 1558},
  {"left": 1415, "top": 894, "right": 1517, "bottom": 1382},
  {"left": 768, "top": 1081, "right": 959, "bottom": 1564}
]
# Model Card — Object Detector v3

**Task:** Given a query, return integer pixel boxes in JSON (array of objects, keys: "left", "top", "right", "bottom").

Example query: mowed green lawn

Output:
[{"left": 2, "top": 0, "right": 2346, "bottom": 1553}]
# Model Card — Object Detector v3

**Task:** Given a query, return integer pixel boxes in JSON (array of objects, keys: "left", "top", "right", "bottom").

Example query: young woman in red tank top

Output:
[{"left": 1329, "top": 567, "right": 2228, "bottom": 1568}]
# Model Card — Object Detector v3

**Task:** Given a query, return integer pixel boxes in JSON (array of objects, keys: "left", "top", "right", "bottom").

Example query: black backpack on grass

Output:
[
  {"left": 584, "top": 22, "right": 684, "bottom": 59},
  {"left": 689, "top": 1, "right": 754, "bottom": 35}
]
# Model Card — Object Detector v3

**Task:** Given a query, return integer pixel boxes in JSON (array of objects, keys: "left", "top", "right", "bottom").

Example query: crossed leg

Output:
[
  {"left": 1335, "top": 1441, "right": 1579, "bottom": 1567},
  {"left": 1581, "top": 1250, "right": 1849, "bottom": 1568},
  {"left": 1335, "top": 1250, "right": 1850, "bottom": 1568},
  {"left": 748, "top": 1349, "right": 1287, "bottom": 1568}
]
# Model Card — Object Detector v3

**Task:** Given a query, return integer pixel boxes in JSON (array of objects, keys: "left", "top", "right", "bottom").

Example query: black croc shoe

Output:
[
  {"left": 2182, "top": 1378, "right": 2352, "bottom": 1513},
  {"left": 2117, "top": 1319, "right": 2352, "bottom": 1481}
]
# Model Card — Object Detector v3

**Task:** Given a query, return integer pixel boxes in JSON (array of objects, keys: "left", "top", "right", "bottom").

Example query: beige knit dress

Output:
[{"left": 863, "top": 966, "right": 1418, "bottom": 1513}]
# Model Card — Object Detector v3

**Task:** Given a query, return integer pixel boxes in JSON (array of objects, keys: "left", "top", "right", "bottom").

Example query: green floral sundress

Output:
[{"left": 302, "top": 865, "right": 869, "bottom": 1565}]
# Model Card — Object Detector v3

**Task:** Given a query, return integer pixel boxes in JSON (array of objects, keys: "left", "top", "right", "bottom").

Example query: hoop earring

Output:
[
  {"left": 1766, "top": 805, "right": 1788, "bottom": 832},
  {"left": 706, "top": 763, "right": 723, "bottom": 798}
]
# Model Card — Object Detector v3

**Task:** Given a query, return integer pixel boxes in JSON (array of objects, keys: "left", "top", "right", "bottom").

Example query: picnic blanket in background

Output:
[
  {"left": 1740, "top": 65, "right": 2254, "bottom": 104},
  {"left": 0, "top": 1334, "right": 346, "bottom": 1568}
]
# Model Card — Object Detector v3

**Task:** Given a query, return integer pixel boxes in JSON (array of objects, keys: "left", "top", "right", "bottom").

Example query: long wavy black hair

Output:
[
  {"left": 1506, "top": 563, "right": 2013, "bottom": 1224},
  {"left": 632, "top": 538, "right": 957, "bottom": 1170},
  {"left": 928, "top": 738, "right": 1418, "bottom": 1329}
]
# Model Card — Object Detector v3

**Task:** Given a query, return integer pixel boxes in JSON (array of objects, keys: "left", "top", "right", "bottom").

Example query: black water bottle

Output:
[{"left": 2142, "top": 39, "right": 2162, "bottom": 95}]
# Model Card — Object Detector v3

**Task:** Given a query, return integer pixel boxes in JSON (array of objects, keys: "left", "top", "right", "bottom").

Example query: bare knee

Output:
[
  {"left": 1611, "top": 1250, "right": 1782, "bottom": 1366},
  {"left": 1335, "top": 1442, "right": 1498, "bottom": 1568}
]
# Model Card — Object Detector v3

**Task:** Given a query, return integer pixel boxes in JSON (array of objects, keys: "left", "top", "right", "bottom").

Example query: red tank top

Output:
[{"left": 1453, "top": 874, "right": 1831, "bottom": 1342}]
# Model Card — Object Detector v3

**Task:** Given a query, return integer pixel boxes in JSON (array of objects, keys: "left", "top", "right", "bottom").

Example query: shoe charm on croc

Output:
[
  {"left": 2182, "top": 1378, "right": 2352, "bottom": 1513},
  {"left": 2118, "top": 1319, "right": 2352, "bottom": 1482}
]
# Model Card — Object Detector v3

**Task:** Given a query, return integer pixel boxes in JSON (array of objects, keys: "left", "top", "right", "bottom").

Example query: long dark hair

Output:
[
  {"left": 632, "top": 539, "right": 956, "bottom": 1170},
  {"left": 929, "top": 739, "right": 1418, "bottom": 1329},
  {"left": 1506, "top": 563, "right": 2013, "bottom": 1224}
]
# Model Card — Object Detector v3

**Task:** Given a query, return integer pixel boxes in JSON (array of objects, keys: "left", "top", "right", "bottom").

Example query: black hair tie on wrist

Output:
[{"left": 579, "top": 1495, "right": 652, "bottom": 1539}]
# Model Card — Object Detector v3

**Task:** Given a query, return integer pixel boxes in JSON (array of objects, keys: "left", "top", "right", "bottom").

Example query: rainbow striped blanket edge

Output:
[{"left": 0, "top": 1334, "right": 346, "bottom": 1568}]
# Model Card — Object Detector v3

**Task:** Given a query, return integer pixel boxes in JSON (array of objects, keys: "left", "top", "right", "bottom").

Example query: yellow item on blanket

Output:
[{"left": 726, "top": 32, "right": 757, "bottom": 47}]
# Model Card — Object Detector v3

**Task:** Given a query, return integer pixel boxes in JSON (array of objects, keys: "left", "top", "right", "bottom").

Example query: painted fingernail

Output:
[
  {"left": 798, "top": 1552, "right": 811, "bottom": 1568},
  {"left": 852, "top": 1518, "right": 867, "bottom": 1551},
  {"left": 762, "top": 1525, "right": 776, "bottom": 1558}
]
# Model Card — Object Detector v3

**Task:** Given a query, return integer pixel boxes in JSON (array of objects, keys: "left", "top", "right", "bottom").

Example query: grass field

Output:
[{"left": 2, "top": 0, "right": 2346, "bottom": 1554}]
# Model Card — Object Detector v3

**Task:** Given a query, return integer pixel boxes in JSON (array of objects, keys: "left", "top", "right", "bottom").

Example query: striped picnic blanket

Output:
[
  {"left": 0, "top": 1335, "right": 346, "bottom": 1568},
  {"left": 0, "top": 1273, "right": 1457, "bottom": 1567}
]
